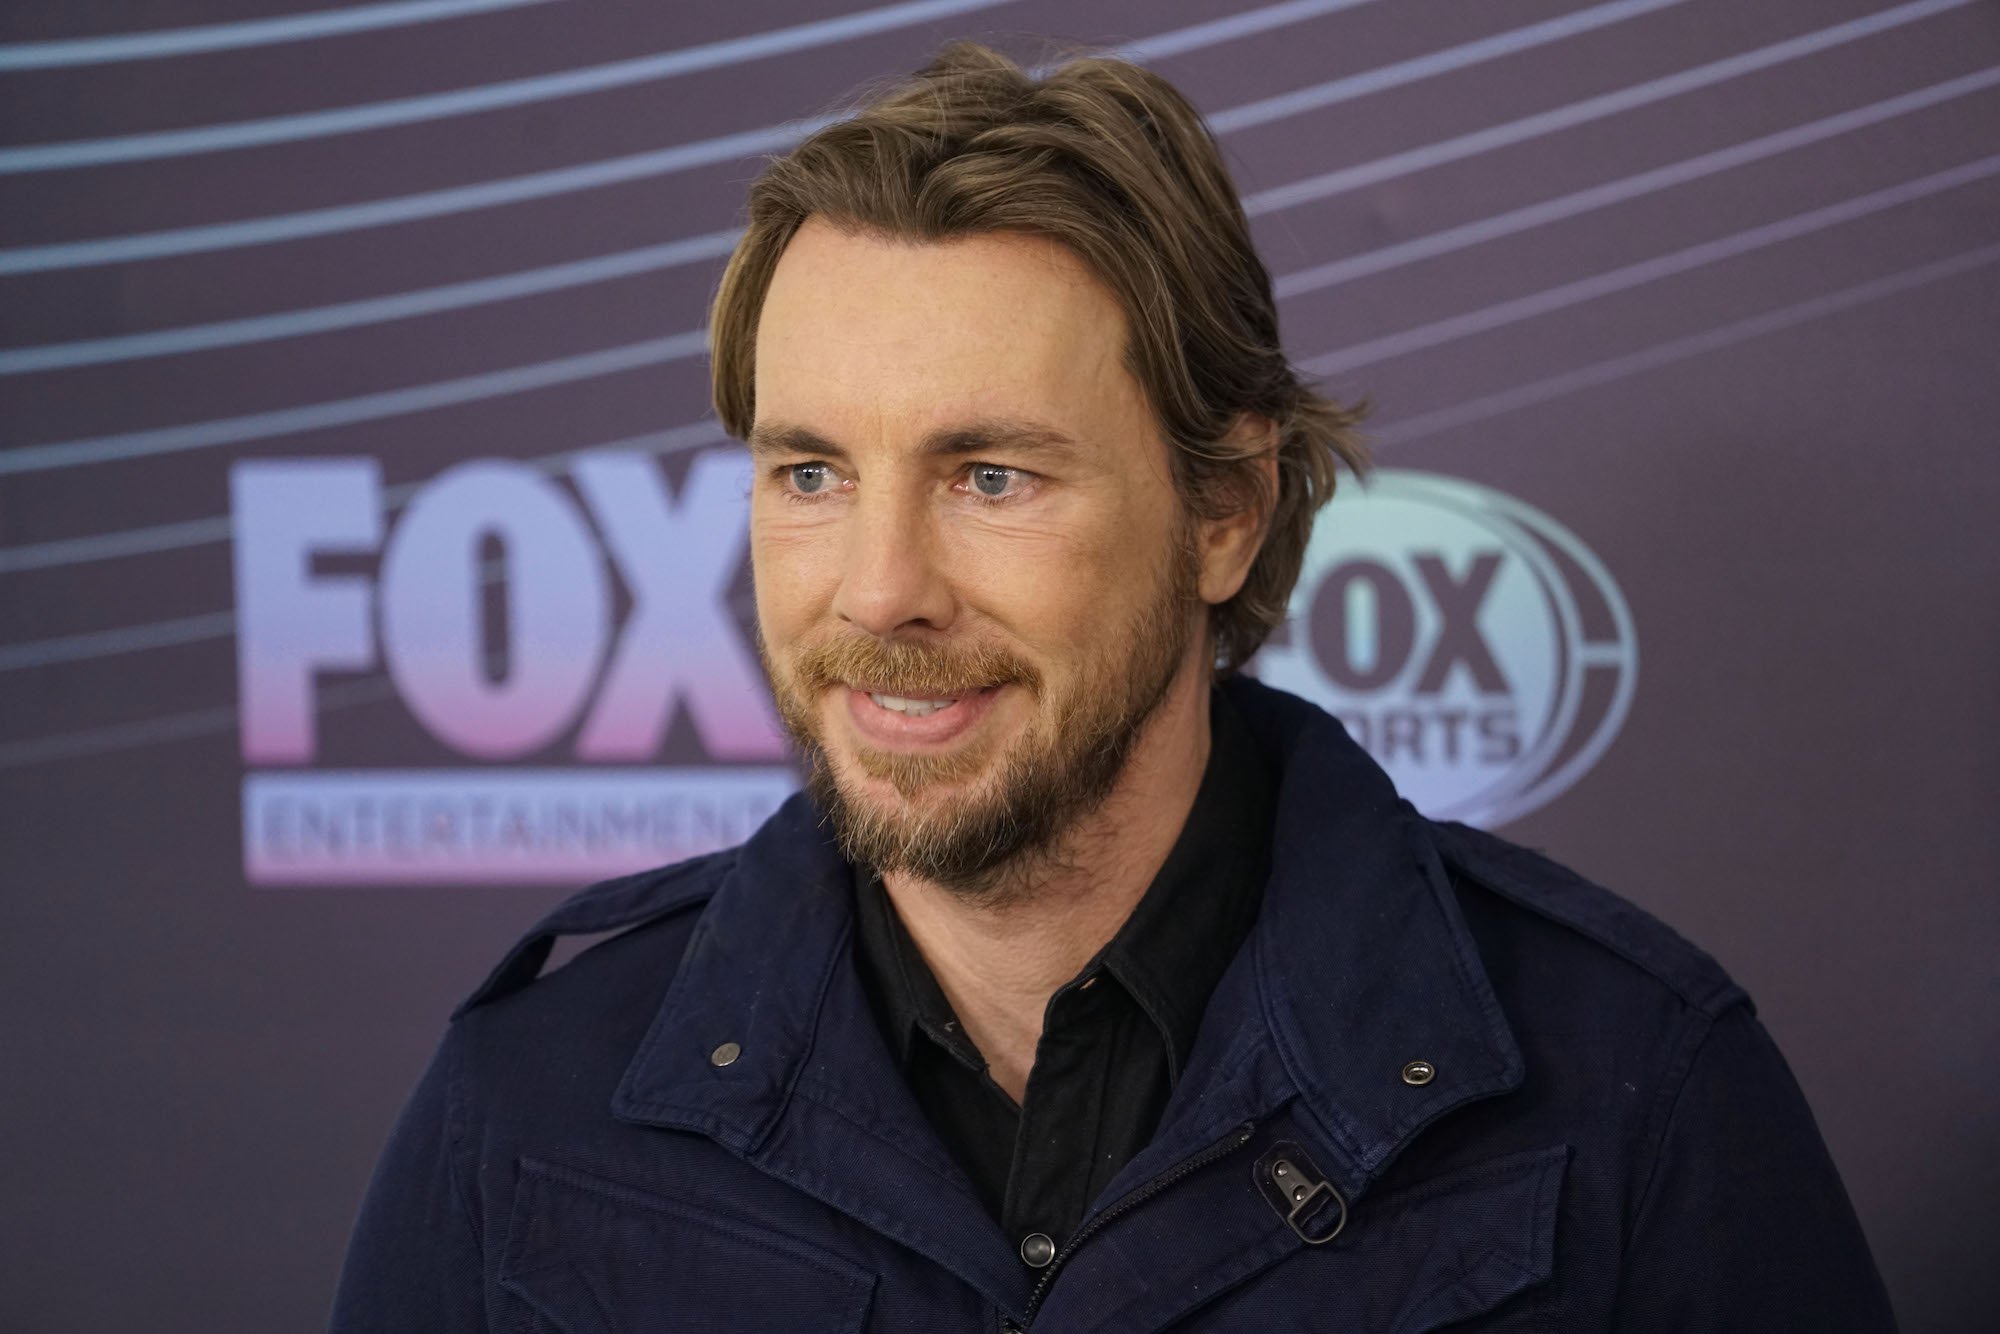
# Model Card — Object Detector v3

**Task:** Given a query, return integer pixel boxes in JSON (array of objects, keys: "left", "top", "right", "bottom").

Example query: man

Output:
[{"left": 332, "top": 43, "right": 1894, "bottom": 1332}]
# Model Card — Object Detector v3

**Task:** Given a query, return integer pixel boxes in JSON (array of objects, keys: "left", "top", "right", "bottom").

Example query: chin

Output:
[{"left": 847, "top": 741, "right": 1006, "bottom": 809}]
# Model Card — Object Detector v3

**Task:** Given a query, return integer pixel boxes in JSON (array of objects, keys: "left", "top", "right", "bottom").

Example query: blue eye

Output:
[
  {"left": 789, "top": 463, "right": 830, "bottom": 494},
  {"left": 970, "top": 465, "right": 1016, "bottom": 498}
]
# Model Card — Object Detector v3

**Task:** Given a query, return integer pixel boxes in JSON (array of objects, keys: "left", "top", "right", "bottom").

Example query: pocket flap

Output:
[
  {"left": 1363, "top": 1145, "right": 1569, "bottom": 1334},
  {"left": 1212, "top": 1143, "right": 1568, "bottom": 1334},
  {"left": 498, "top": 1158, "right": 876, "bottom": 1334}
]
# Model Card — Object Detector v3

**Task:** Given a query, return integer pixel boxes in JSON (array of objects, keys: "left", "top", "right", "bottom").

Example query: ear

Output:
[{"left": 1196, "top": 414, "right": 1279, "bottom": 607}]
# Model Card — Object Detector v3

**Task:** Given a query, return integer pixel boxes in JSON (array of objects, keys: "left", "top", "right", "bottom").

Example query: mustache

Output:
[{"left": 788, "top": 634, "right": 1041, "bottom": 698}]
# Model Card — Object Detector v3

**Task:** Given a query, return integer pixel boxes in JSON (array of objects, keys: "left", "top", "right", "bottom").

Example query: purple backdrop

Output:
[{"left": 3, "top": 1, "right": 1996, "bottom": 1329}]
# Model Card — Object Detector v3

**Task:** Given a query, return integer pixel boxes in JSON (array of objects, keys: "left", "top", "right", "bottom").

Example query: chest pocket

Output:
[
  {"left": 1209, "top": 1144, "right": 1569, "bottom": 1334},
  {"left": 498, "top": 1158, "right": 877, "bottom": 1334}
]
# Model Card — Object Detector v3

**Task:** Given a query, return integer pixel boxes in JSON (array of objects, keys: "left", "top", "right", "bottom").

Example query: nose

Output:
[{"left": 830, "top": 483, "right": 957, "bottom": 638}]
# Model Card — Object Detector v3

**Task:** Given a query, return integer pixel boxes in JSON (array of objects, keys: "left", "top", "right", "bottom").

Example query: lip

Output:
[{"left": 844, "top": 684, "right": 1004, "bottom": 750}]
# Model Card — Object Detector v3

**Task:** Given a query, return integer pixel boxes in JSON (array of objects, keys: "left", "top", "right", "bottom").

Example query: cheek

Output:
[
  {"left": 749, "top": 499, "right": 840, "bottom": 634},
  {"left": 950, "top": 497, "right": 1168, "bottom": 652}
]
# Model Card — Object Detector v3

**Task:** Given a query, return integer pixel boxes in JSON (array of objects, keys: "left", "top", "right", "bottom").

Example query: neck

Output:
[{"left": 878, "top": 648, "right": 1215, "bottom": 1102}]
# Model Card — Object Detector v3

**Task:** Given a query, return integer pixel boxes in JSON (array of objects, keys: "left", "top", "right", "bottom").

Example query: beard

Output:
[{"left": 762, "top": 535, "right": 1201, "bottom": 899}]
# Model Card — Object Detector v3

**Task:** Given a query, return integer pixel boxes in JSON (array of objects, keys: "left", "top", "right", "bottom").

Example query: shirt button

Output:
[
  {"left": 1019, "top": 1232, "right": 1056, "bottom": 1268},
  {"left": 710, "top": 1041, "right": 742, "bottom": 1067}
]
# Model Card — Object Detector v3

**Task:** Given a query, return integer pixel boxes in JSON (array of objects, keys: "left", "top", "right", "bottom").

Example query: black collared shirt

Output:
[{"left": 852, "top": 693, "right": 1277, "bottom": 1257}]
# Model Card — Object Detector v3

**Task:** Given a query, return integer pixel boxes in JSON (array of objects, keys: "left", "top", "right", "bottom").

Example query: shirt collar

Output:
[
  {"left": 851, "top": 865, "right": 973, "bottom": 1068},
  {"left": 1098, "top": 690, "right": 1274, "bottom": 1077},
  {"left": 851, "top": 690, "right": 1275, "bottom": 1080}
]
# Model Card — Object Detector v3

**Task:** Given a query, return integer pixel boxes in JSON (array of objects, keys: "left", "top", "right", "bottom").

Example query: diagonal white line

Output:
[
  {"left": 0, "top": 611, "right": 241, "bottom": 672},
  {"left": 1363, "top": 239, "right": 2000, "bottom": 446},
  {"left": 0, "top": 419, "right": 728, "bottom": 579},
  {"left": 6, "top": 241, "right": 1997, "bottom": 761},
  {"left": 0, "top": 0, "right": 1020, "bottom": 172},
  {"left": 1240, "top": 0, "right": 1973, "bottom": 215},
  {"left": 0, "top": 514, "right": 237, "bottom": 573},
  {"left": 1208, "top": 0, "right": 1680, "bottom": 133},
  {"left": 0, "top": 229, "right": 743, "bottom": 374},
  {"left": 0, "top": 702, "right": 254, "bottom": 770},
  {"left": 1299, "top": 152, "right": 2000, "bottom": 376},
  {"left": 0, "top": 0, "right": 555, "bottom": 70},
  {"left": 1095, "top": 0, "right": 1385, "bottom": 62},
  {"left": 0, "top": 680, "right": 394, "bottom": 770},
  {"left": 0, "top": 331, "right": 710, "bottom": 476},
  {"left": 0, "top": 120, "right": 824, "bottom": 275},
  {"left": 1275, "top": 65, "right": 2000, "bottom": 298}
]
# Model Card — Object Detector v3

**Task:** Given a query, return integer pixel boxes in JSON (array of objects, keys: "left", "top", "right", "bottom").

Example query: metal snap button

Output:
[
  {"left": 1401, "top": 1059, "right": 1435, "bottom": 1086},
  {"left": 1272, "top": 1159, "right": 1310, "bottom": 1203},
  {"left": 710, "top": 1041, "right": 742, "bottom": 1067},
  {"left": 1019, "top": 1232, "right": 1055, "bottom": 1268}
]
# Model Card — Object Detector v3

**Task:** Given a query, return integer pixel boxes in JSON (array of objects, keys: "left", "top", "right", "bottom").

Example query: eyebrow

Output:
[{"left": 746, "top": 417, "right": 1081, "bottom": 463}]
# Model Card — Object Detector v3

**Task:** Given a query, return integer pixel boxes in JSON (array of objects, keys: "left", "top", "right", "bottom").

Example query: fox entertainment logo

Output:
[
  {"left": 230, "top": 457, "right": 1633, "bottom": 885},
  {"left": 230, "top": 449, "right": 793, "bottom": 885},
  {"left": 1256, "top": 469, "right": 1638, "bottom": 827}
]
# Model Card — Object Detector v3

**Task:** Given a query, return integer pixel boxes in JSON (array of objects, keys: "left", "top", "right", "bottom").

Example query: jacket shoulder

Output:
[
  {"left": 1426, "top": 819, "right": 1745, "bottom": 1016},
  {"left": 452, "top": 847, "right": 736, "bottom": 1018}
]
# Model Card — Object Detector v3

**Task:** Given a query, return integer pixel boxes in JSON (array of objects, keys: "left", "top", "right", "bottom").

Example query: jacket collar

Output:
[
  {"left": 1227, "top": 678, "right": 1524, "bottom": 1197},
  {"left": 612, "top": 677, "right": 1524, "bottom": 1205},
  {"left": 610, "top": 794, "right": 854, "bottom": 1151}
]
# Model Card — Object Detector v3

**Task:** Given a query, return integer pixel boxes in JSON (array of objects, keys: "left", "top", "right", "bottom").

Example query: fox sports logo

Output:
[{"left": 1256, "top": 470, "right": 1637, "bottom": 827}]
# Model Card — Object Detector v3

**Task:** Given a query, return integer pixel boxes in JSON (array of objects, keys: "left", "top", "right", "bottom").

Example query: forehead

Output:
[{"left": 752, "top": 219, "right": 1153, "bottom": 446}]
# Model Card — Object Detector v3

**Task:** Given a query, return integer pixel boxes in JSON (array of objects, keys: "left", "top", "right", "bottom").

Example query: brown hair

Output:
[{"left": 711, "top": 40, "right": 1368, "bottom": 671}]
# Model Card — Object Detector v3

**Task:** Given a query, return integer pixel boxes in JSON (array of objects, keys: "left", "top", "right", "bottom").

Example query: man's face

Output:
[{"left": 748, "top": 220, "right": 1206, "bottom": 893}]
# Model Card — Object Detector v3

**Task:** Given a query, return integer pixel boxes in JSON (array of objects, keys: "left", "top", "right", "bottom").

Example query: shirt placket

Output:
[{"left": 1001, "top": 976, "right": 1120, "bottom": 1266}]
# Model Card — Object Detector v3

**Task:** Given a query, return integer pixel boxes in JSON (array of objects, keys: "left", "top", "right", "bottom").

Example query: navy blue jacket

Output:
[{"left": 331, "top": 680, "right": 1894, "bottom": 1331}]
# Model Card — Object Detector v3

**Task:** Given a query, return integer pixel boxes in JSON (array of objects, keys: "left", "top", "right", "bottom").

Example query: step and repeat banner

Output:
[{"left": 3, "top": 1, "right": 1995, "bottom": 1329}]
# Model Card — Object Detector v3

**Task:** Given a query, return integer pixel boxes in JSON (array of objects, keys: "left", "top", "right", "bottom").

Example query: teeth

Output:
[{"left": 869, "top": 693, "right": 959, "bottom": 718}]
